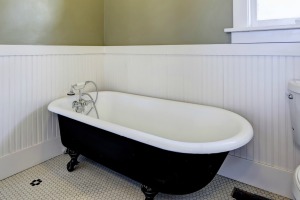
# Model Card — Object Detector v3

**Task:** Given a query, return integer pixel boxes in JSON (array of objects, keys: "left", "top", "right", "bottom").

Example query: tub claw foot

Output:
[
  {"left": 64, "top": 148, "right": 70, "bottom": 154},
  {"left": 141, "top": 185, "right": 158, "bottom": 200},
  {"left": 67, "top": 149, "right": 80, "bottom": 172}
]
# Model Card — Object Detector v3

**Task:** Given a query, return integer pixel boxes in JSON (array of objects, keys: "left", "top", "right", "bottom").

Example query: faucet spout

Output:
[{"left": 68, "top": 81, "right": 99, "bottom": 119}]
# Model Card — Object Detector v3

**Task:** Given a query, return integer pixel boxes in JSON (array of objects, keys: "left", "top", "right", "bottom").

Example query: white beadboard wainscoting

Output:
[
  {"left": 1, "top": 44, "right": 300, "bottom": 198},
  {"left": 0, "top": 45, "right": 104, "bottom": 180},
  {"left": 103, "top": 44, "right": 300, "bottom": 198}
]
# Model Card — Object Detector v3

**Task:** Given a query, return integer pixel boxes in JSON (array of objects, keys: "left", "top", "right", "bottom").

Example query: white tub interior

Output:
[
  {"left": 48, "top": 91, "right": 253, "bottom": 154},
  {"left": 98, "top": 92, "right": 244, "bottom": 143}
]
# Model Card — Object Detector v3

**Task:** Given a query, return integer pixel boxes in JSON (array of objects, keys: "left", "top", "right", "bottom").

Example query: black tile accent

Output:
[
  {"left": 232, "top": 187, "right": 272, "bottom": 200},
  {"left": 30, "top": 179, "right": 42, "bottom": 186}
]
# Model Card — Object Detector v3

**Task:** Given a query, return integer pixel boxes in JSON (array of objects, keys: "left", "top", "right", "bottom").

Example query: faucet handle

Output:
[{"left": 72, "top": 101, "right": 85, "bottom": 113}]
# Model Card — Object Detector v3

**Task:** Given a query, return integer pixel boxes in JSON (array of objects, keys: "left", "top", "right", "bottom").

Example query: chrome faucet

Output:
[
  {"left": 68, "top": 81, "right": 99, "bottom": 119},
  {"left": 72, "top": 99, "right": 85, "bottom": 113}
]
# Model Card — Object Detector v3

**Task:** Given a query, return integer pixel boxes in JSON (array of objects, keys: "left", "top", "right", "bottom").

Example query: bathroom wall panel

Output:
[
  {"left": 221, "top": 55, "right": 299, "bottom": 171},
  {"left": 183, "top": 55, "right": 223, "bottom": 107},
  {"left": 222, "top": 56, "right": 295, "bottom": 170},
  {"left": 0, "top": 53, "right": 103, "bottom": 158},
  {"left": 103, "top": 54, "right": 129, "bottom": 92},
  {"left": 271, "top": 57, "right": 280, "bottom": 168},
  {"left": 165, "top": 56, "right": 186, "bottom": 102},
  {"left": 283, "top": 58, "right": 294, "bottom": 170},
  {"left": 128, "top": 55, "right": 165, "bottom": 98},
  {"left": 181, "top": 56, "right": 202, "bottom": 104},
  {"left": 103, "top": 54, "right": 225, "bottom": 107},
  {"left": 294, "top": 57, "right": 300, "bottom": 168},
  {"left": 103, "top": 48, "right": 300, "bottom": 173}
]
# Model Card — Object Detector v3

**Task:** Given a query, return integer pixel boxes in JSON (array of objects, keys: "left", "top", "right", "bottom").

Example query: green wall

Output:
[
  {"left": 104, "top": 0, "right": 232, "bottom": 45},
  {"left": 0, "top": 0, "right": 104, "bottom": 45},
  {"left": 0, "top": 0, "right": 232, "bottom": 45}
]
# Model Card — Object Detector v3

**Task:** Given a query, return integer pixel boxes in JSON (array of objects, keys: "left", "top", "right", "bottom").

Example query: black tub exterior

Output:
[{"left": 58, "top": 115, "right": 228, "bottom": 197}]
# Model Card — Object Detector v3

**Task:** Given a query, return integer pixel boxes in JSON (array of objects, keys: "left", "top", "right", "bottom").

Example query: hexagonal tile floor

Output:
[{"left": 0, "top": 154, "right": 290, "bottom": 200}]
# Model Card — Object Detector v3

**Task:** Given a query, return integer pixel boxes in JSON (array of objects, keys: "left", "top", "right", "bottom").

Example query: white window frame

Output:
[{"left": 225, "top": 0, "right": 300, "bottom": 43}]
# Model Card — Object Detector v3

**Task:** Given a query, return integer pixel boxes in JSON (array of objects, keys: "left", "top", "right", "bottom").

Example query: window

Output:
[
  {"left": 225, "top": 0, "right": 300, "bottom": 43},
  {"left": 253, "top": 0, "right": 300, "bottom": 27}
]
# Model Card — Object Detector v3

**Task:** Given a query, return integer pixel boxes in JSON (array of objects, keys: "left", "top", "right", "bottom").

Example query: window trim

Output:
[{"left": 226, "top": 0, "right": 300, "bottom": 43}]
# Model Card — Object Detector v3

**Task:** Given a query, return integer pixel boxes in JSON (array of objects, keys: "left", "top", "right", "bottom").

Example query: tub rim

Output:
[{"left": 48, "top": 91, "right": 253, "bottom": 154}]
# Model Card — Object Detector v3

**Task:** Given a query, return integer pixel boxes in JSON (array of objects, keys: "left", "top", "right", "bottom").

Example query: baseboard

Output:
[
  {"left": 0, "top": 138, "right": 64, "bottom": 180},
  {"left": 218, "top": 155, "right": 293, "bottom": 199}
]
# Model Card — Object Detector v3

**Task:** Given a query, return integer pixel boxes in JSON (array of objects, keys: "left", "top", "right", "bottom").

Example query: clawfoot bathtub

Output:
[{"left": 48, "top": 91, "right": 253, "bottom": 199}]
